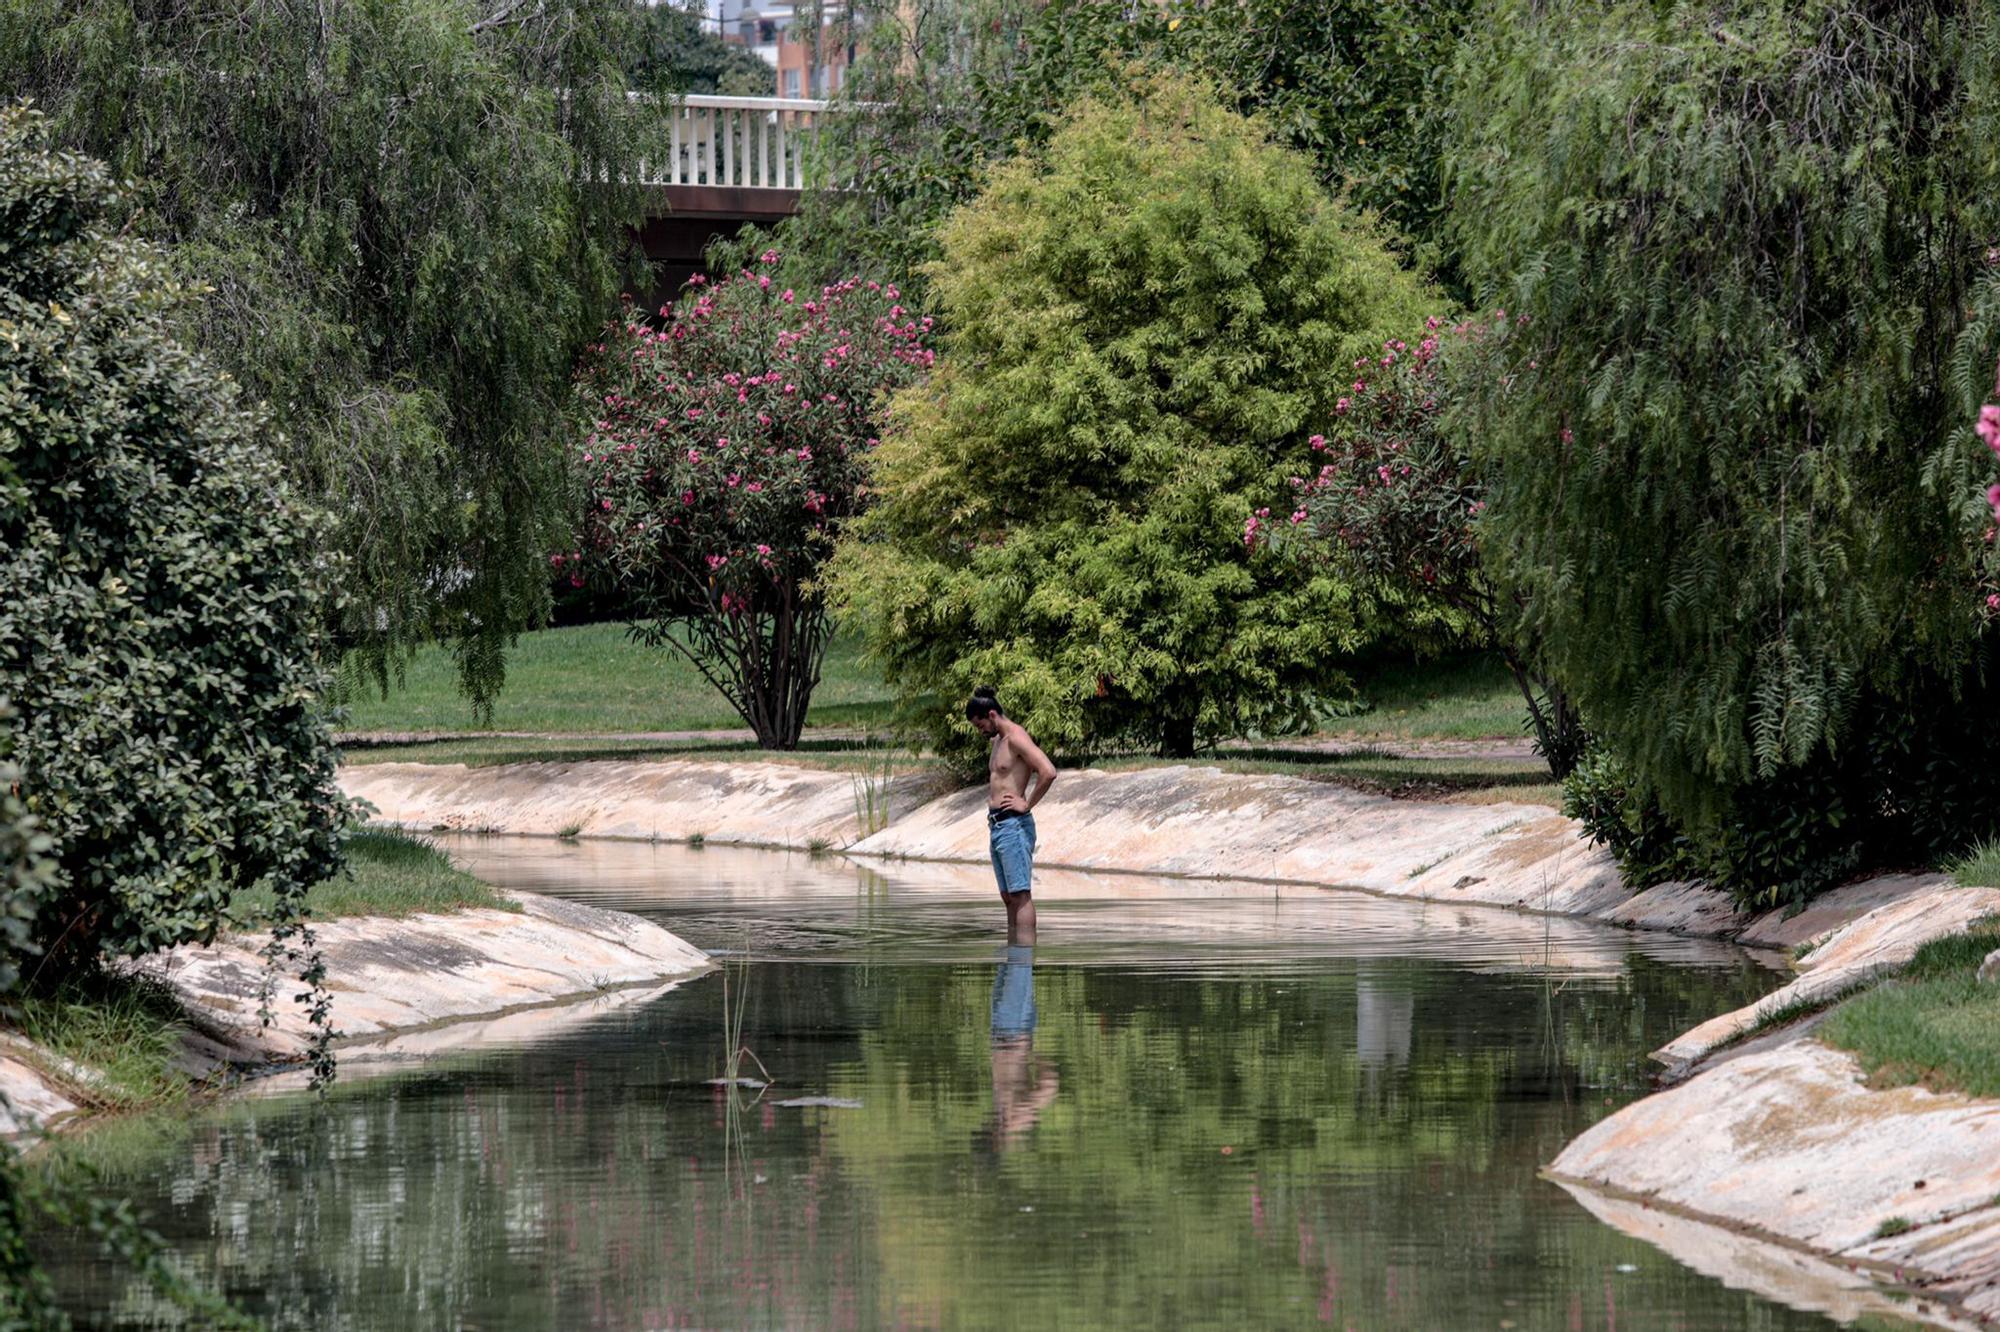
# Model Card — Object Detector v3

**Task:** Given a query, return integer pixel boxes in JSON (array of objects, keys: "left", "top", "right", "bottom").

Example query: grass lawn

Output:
[
  {"left": 336, "top": 625, "right": 1531, "bottom": 747},
  {"left": 1820, "top": 914, "right": 2000, "bottom": 1097},
  {"left": 231, "top": 828, "right": 515, "bottom": 921},
  {"left": 336, "top": 623, "right": 893, "bottom": 734},
  {"left": 1318, "top": 649, "right": 1531, "bottom": 742}
]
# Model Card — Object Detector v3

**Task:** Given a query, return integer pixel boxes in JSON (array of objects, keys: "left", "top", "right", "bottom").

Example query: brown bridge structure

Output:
[{"left": 633, "top": 94, "right": 836, "bottom": 299}]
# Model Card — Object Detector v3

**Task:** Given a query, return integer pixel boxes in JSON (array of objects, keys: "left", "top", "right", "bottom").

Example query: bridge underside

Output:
[{"left": 631, "top": 184, "right": 803, "bottom": 309}]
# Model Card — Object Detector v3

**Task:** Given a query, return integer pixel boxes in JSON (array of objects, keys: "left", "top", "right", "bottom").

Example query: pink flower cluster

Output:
[{"left": 571, "top": 267, "right": 933, "bottom": 616}]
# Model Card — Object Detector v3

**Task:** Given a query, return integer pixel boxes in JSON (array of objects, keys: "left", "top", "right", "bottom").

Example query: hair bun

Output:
[{"left": 972, "top": 684, "right": 999, "bottom": 700}]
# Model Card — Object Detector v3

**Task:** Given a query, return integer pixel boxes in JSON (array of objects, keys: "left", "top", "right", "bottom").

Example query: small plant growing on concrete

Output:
[
  {"left": 686, "top": 832, "right": 707, "bottom": 848},
  {"left": 1873, "top": 1216, "right": 1914, "bottom": 1240},
  {"left": 556, "top": 822, "right": 584, "bottom": 840}
]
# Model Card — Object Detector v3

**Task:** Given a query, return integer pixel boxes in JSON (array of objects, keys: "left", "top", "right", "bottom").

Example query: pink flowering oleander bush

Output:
[
  {"left": 1261, "top": 314, "right": 1585, "bottom": 776},
  {"left": 575, "top": 260, "right": 933, "bottom": 748}
]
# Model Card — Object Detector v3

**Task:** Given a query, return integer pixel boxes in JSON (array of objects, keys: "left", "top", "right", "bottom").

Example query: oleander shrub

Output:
[
  {"left": 1451, "top": 0, "right": 2000, "bottom": 905},
  {"left": 1262, "top": 316, "right": 1586, "bottom": 776},
  {"left": 0, "top": 106, "right": 345, "bottom": 976},
  {"left": 832, "top": 71, "right": 1431, "bottom": 762},
  {"left": 575, "top": 263, "right": 934, "bottom": 748}
]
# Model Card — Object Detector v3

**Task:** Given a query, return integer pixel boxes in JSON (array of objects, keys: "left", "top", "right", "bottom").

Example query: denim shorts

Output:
[{"left": 988, "top": 809, "right": 1036, "bottom": 895}]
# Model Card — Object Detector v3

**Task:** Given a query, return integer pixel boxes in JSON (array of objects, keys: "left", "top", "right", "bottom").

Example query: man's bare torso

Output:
[{"left": 987, "top": 722, "right": 1033, "bottom": 808}]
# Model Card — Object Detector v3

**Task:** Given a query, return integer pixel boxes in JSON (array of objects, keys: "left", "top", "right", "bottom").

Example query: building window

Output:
[{"left": 783, "top": 67, "right": 800, "bottom": 97}]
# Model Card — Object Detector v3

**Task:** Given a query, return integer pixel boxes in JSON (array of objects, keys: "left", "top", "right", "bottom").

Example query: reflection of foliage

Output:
[{"left": 33, "top": 952, "right": 1793, "bottom": 1327}]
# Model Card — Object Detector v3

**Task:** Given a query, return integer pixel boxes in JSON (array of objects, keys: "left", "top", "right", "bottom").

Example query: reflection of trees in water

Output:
[{"left": 39, "top": 955, "right": 1801, "bottom": 1330}]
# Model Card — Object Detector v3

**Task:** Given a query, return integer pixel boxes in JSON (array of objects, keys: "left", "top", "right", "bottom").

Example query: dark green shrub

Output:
[
  {"left": 832, "top": 72, "right": 1430, "bottom": 761},
  {"left": 0, "top": 106, "right": 345, "bottom": 973},
  {"left": 0, "top": 0, "right": 676, "bottom": 710},
  {"left": 727, "top": 0, "right": 1475, "bottom": 301},
  {"left": 1452, "top": 0, "right": 2000, "bottom": 901}
]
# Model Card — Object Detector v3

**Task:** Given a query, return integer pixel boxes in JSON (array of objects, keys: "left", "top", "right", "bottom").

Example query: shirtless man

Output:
[{"left": 966, "top": 685, "right": 1057, "bottom": 943}]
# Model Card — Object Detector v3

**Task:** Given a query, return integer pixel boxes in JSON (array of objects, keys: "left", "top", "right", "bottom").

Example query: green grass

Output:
[
  {"left": 336, "top": 624, "right": 1527, "bottom": 749},
  {"left": 1952, "top": 839, "right": 2000, "bottom": 888},
  {"left": 231, "top": 829, "right": 516, "bottom": 921},
  {"left": 1820, "top": 919, "right": 2000, "bottom": 1097},
  {"left": 335, "top": 623, "right": 893, "bottom": 735},
  {"left": 9, "top": 972, "right": 194, "bottom": 1113},
  {"left": 1314, "top": 649, "right": 1531, "bottom": 742},
  {"left": 344, "top": 734, "right": 915, "bottom": 769}
]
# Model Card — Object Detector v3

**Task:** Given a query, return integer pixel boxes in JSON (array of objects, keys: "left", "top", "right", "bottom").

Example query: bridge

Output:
[{"left": 634, "top": 94, "right": 836, "bottom": 294}]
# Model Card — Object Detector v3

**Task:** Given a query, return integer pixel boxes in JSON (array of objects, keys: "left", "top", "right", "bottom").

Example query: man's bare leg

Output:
[{"left": 1004, "top": 892, "right": 1037, "bottom": 946}]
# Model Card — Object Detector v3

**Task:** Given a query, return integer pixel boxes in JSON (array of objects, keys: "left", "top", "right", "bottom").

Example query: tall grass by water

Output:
[
  {"left": 1821, "top": 917, "right": 2000, "bottom": 1097},
  {"left": 231, "top": 829, "right": 514, "bottom": 922}
]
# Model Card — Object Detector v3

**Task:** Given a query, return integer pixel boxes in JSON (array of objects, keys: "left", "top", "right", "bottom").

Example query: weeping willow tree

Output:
[
  {"left": 1450, "top": 0, "right": 2000, "bottom": 903},
  {"left": 0, "top": 0, "right": 678, "bottom": 710}
]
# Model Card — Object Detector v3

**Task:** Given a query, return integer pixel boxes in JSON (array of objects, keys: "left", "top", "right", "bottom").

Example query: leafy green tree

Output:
[
  {"left": 1266, "top": 317, "right": 1586, "bottom": 775},
  {"left": 0, "top": 106, "right": 344, "bottom": 978},
  {"left": 629, "top": 3, "right": 776, "bottom": 95},
  {"left": 1450, "top": 0, "right": 2000, "bottom": 904},
  {"left": 0, "top": 0, "right": 675, "bottom": 711},
  {"left": 575, "top": 264, "right": 933, "bottom": 748},
  {"left": 833, "top": 72, "right": 1431, "bottom": 760},
  {"left": 723, "top": 0, "right": 1473, "bottom": 302}
]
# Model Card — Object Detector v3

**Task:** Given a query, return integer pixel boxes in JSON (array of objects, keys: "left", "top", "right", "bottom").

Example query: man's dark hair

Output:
[{"left": 965, "top": 684, "right": 1003, "bottom": 720}]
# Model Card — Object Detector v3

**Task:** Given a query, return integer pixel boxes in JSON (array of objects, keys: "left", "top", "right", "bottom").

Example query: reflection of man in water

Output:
[{"left": 981, "top": 944, "right": 1058, "bottom": 1152}]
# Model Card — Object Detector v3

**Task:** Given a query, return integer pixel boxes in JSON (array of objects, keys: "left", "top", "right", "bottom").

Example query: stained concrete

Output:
[
  {"left": 2, "top": 892, "right": 711, "bottom": 1138},
  {"left": 1653, "top": 883, "right": 2000, "bottom": 1077},
  {"left": 1554, "top": 877, "right": 2000, "bottom": 1328}
]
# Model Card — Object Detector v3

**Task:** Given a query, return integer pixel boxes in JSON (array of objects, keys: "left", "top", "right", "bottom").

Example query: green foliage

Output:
[
  {"left": 833, "top": 72, "right": 1431, "bottom": 761},
  {"left": 231, "top": 829, "right": 515, "bottom": 924},
  {"left": 0, "top": 0, "right": 675, "bottom": 711},
  {"left": 1952, "top": 840, "right": 2000, "bottom": 889},
  {"left": 1273, "top": 317, "right": 1585, "bottom": 774},
  {"left": 1451, "top": 0, "right": 2000, "bottom": 900},
  {"left": 0, "top": 704, "right": 53, "bottom": 1003},
  {"left": 1822, "top": 920, "right": 2000, "bottom": 1099},
  {"left": 0, "top": 106, "right": 345, "bottom": 977},
  {"left": 576, "top": 267, "right": 933, "bottom": 748},
  {"left": 725, "top": 0, "right": 1473, "bottom": 300},
  {"left": 629, "top": 3, "right": 776, "bottom": 95}
]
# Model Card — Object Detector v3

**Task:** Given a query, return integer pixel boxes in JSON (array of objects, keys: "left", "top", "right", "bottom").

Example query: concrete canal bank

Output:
[
  {"left": 1, "top": 891, "right": 711, "bottom": 1137},
  {"left": 345, "top": 754, "right": 2000, "bottom": 1326}
]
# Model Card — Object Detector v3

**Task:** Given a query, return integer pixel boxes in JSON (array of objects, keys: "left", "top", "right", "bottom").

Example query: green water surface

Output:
[{"left": 37, "top": 841, "right": 1863, "bottom": 1329}]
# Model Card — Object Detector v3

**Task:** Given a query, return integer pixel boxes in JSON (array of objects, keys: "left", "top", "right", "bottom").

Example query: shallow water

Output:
[{"left": 40, "top": 840, "right": 1853, "bottom": 1329}]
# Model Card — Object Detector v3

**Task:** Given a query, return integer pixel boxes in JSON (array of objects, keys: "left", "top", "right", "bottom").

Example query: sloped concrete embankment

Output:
[
  {"left": 1, "top": 892, "right": 711, "bottom": 1137},
  {"left": 1551, "top": 879, "right": 2000, "bottom": 1329},
  {"left": 346, "top": 756, "right": 1948, "bottom": 948},
  {"left": 347, "top": 758, "right": 1708, "bottom": 925}
]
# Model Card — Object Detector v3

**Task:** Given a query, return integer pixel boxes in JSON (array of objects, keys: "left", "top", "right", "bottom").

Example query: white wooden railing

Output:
[{"left": 638, "top": 94, "right": 833, "bottom": 191}]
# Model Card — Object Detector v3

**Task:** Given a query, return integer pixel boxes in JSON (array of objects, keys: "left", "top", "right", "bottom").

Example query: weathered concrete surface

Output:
[
  {"left": 1552, "top": 1040, "right": 2000, "bottom": 1326},
  {"left": 3, "top": 892, "right": 710, "bottom": 1139},
  {"left": 1556, "top": 1182, "right": 1980, "bottom": 1330},
  {"left": 1653, "top": 883, "right": 2000, "bottom": 1076},
  {"left": 347, "top": 759, "right": 1994, "bottom": 964},
  {"left": 136, "top": 891, "right": 711, "bottom": 1061},
  {"left": 0, "top": 1044, "right": 81, "bottom": 1136},
  {"left": 344, "top": 758, "right": 946, "bottom": 848},
  {"left": 853, "top": 764, "right": 1644, "bottom": 914}
]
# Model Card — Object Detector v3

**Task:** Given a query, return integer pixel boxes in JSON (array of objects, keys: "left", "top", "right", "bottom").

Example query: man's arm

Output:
[{"left": 1008, "top": 720, "right": 1058, "bottom": 811}]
